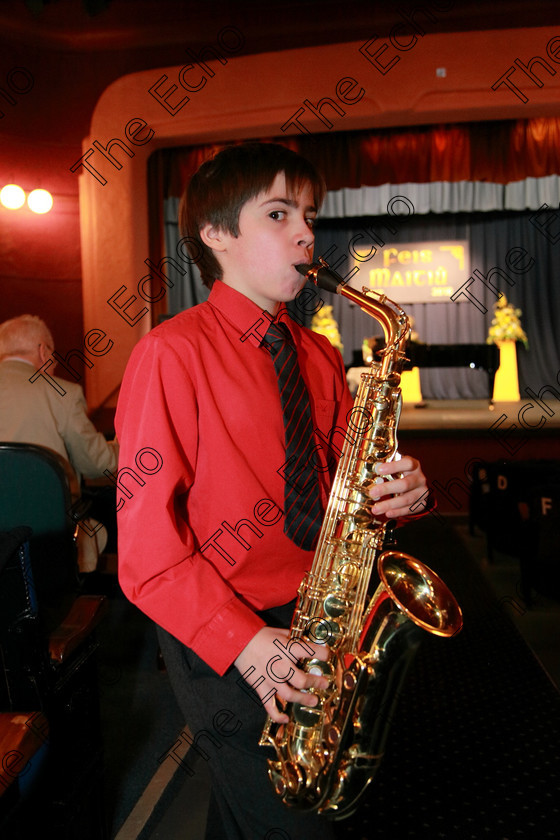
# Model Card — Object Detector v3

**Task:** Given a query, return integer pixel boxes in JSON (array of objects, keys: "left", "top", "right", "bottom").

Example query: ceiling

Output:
[
  {"left": 1, "top": 0, "right": 558, "bottom": 189},
  {"left": 2, "top": 0, "right": 559, "bottom": 54}
]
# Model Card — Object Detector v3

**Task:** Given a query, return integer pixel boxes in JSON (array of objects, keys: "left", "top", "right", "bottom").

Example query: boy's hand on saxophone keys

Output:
[
  {"left": 368, "top": 455, "right": 428, "bottom": 519},
  {"left": 234, "top": 626, "right": 330, "bottom": 724}
]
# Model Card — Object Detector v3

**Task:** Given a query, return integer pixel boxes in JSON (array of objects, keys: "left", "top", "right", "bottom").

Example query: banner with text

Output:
[{"left": 352, "top": 240, "right": 469, "bottom": 303}]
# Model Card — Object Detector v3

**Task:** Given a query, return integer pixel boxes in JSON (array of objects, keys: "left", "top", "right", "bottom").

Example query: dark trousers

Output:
[
  {"left": 157, "top": 601, "right": 337, "bottom": 840},
  {"left": 81, "top": 485, "right": 118, "bottom": 553}
]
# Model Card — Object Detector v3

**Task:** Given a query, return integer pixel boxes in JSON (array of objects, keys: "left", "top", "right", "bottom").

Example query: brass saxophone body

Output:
[{"left": 259, "top": 259, "right": 463, "bottom": 819}]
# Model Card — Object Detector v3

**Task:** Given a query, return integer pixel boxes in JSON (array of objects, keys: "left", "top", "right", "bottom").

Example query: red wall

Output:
[
  {"left": 0, "top": 22, "right": 212, "bottom": 375},
  {"left": 0, "top": 40, "right": 129, "bottom": 364}
]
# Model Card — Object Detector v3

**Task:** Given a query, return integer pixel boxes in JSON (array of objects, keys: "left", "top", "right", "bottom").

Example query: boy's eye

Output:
[
  {"left": 269, "top": 210, "right": 286, "bottom": 221},
  {"left": 306, "top": 217, "right": 316, "bottom": 229}
]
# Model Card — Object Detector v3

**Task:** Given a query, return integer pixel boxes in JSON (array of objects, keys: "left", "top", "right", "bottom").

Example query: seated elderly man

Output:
[{"left": 0, "top": 314, "right": 119, "bottom": 571}]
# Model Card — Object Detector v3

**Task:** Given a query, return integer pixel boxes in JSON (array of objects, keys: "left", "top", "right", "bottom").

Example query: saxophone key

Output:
[
  {"left": 323, "top": 593, "right": 349, "bottom": 618},
  {"left": 336, "top": 561, "right": 361, "bottom": 589},
  {"left": 343, "top": 671, "right": 357, "bottom": 691},
  {"left": 305, "top": 657, "right": 333, "bottom": 678},
  {"left": 271, "top": 761, "right": 301, "bottom": 795},
  {"left": 350, "top": 507, "right": 373, "bottom": 528},
  {"left": 307, "top": 617, "right": 340, "bottom": 646},
  {"left": 293, "top": 699, "right": 322, "bottom": 727},
  {"left": 326, "top": 725, "right": 341, "bottom": 746}
]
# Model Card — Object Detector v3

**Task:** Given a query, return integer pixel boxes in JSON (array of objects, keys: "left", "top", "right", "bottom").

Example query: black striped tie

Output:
[{"left": 264, "top": 321, "right": 322, "bottom": 551}]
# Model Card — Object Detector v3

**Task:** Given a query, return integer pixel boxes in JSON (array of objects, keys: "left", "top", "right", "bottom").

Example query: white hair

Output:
[{"left": 0, "top": 314, "right": 54, "bottom": 360}]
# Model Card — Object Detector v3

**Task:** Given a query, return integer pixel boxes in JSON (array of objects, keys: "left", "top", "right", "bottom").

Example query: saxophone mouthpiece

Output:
[{"left": 296, "top": 260, "right": 344, "bottom": 294}]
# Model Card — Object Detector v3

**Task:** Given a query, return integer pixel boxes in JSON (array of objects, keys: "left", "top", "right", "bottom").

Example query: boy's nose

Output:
[{"left": 295, "top": 220, "right": 314, "bottom": 247}]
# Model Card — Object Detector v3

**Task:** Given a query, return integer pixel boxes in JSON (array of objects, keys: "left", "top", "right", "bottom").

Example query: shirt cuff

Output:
[{"left": 192, "top": 597, "right": 267, "bottom": 676}]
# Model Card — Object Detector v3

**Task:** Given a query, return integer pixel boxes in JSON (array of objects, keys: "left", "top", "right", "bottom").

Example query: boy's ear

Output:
[{"left": 199, "top": 223, "right": 229, "bottom": 252}]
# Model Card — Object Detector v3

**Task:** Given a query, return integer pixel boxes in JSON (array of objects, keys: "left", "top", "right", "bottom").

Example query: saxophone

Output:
[{"left": 259, "top": 258, "right": 463, "bottom": 819}]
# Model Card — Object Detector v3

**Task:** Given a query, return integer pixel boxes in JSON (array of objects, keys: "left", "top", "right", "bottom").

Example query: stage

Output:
[
  {"left": 399, "top": 398, "right": 560, "bottom": 434},
  {"left": 396, "top": 399, "right": 560, "bottom": 514}
]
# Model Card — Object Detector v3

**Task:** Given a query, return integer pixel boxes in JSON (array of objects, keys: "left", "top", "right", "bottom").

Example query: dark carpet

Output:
[
  {"left": 98, "top": 514, "right": 560, "bottom": 839},
  {"left": 337, "top": 516, "right": 560, "bottom": 840},
  {"left": 94, "top": 580, "right": 183, "bottom": 837}
]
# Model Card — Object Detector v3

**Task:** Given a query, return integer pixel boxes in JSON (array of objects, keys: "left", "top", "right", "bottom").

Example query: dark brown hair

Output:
[{"left": 178, "top": 142, "right": 326, "bottom": 288}]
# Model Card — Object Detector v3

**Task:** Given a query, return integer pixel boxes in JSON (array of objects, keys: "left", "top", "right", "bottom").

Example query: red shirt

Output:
[{"left": 115, "top": 281, "right": 353, "bottom": 674}]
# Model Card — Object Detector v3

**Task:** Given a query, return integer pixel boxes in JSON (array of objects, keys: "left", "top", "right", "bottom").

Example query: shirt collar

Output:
[
  {"left": 207, "top": 281, "right": 297, "bottom": 350},
  {"left": 1, "top": 356, "right": 35, "bottom": 366}
]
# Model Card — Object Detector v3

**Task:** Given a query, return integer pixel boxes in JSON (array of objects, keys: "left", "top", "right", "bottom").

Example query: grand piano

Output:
[
  {"left": 347, "top": 341, "right": 501, "bottom": 404},
  {"left": 405, "top": 342, "right": 500, "bottom": 402}
]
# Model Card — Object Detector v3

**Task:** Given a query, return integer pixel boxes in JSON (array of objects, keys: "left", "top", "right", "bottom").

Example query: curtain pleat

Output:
[{"left": 149, "top": 117, "right": 560, "bottom": 201}]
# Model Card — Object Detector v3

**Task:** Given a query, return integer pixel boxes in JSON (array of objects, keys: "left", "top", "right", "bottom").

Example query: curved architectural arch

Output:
[{"left": 80, "top": 29, "right": 560, "bottom": 408}]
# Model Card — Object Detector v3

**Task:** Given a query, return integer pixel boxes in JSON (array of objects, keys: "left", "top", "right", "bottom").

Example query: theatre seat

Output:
[
  {"left": 469, "top": 458, "right": 560, "bottom": 604},
  {"left": 520, "top": 482, "right": 560, "bottom": 603},
  {"left": 0, "top": 442, "right": 80, "bottom": 623},
  {"left": 0, "top": 711, "right": 49, "bottom": 822},
  {"left": 0, "top": 443, "right": 109, "bottom": 838}
]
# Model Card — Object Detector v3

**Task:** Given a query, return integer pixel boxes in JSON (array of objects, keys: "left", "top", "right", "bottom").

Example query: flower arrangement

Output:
[
  {"left": 362, "top": 338, "right": 373, "bottom": 365},
  {"left": 486, "top": 294, "right": 529, "bottom": 349},
  {"left": 311, "top": 305, "right": 344, "bottom": 354}
]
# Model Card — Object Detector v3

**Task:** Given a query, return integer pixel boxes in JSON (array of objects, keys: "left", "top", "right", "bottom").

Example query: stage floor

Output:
[
  {"left": 399, "top": 398, "right": 560, "bottom": 435},
  {"left": 395, "top": 399, "right": 559, "bottom": 513}
]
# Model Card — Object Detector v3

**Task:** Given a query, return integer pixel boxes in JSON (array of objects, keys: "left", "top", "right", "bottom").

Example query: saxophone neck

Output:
[{"left": 296, "top": 259, "right": 410, "bottom": 376}]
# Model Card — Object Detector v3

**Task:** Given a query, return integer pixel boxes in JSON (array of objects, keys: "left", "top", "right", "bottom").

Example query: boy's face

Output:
[{"left": 202, "top": 172, "right": 316, "bottom": 314}]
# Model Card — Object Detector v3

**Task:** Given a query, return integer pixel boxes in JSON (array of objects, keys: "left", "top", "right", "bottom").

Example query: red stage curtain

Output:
[{"left": 153, "top": 117, "right": 560, "bottom": 198}]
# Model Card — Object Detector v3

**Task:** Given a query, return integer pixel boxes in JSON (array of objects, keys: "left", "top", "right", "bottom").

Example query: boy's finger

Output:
[{"left": 264, "top": 698, "right": 289, "bottom": 725}]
